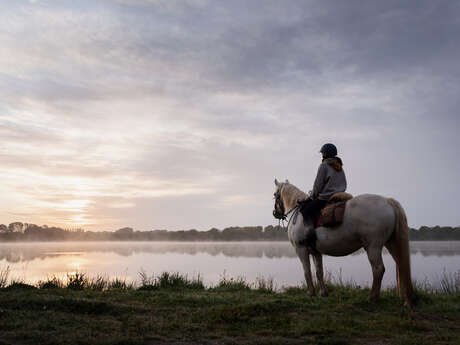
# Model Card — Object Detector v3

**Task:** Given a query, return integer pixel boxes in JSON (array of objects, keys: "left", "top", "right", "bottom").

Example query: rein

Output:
[
  {"left": 283, "top": 205, "right": 298, "bottom": 221},
  {"left": 278, "top": 205, "right": 300, "bottom": 230}
]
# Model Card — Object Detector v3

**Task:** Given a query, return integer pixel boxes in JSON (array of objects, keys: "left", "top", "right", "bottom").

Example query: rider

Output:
[{"left": 301, "top": 143, "right": 347, "bottom": 237}]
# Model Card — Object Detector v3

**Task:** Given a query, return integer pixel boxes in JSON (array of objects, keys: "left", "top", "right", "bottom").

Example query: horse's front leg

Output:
[
  {"left": 312, "top": 252, "right": 328, "bottom": 297},
  {"left": 295, "top": 246, "right": 315, "bottom": 296}
]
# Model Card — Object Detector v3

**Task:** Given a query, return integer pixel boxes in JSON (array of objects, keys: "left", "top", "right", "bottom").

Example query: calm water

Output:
[{"left": 1, "top": 241, "right": 459, "bottom": 288}]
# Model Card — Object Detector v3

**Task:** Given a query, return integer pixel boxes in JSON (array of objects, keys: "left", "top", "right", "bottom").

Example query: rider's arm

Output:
[{"left": 311, "top": 163, "right": 327, "bottom": 199}]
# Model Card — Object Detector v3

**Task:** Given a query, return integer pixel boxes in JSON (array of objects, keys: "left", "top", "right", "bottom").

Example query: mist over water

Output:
[{"left": 1, "top": 241, "right": 459, "bottom": 288}]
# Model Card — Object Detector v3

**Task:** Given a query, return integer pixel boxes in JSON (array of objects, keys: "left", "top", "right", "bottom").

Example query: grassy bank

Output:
[{"left": 0, "top": 272, "right": 459, "bottom": 345}]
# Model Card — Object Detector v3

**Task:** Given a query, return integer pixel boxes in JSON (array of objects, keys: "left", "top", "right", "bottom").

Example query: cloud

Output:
[{"left": 1, "top": 0, "right": 459, "bottom": 229}]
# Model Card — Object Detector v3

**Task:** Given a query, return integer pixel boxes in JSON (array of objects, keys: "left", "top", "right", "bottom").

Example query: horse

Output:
[{"left": 272, "top": 179, "right": 415, "bottom": 306}]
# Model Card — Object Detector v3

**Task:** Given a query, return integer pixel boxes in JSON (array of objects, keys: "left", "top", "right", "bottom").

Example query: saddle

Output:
[{"left": 317, "top": 192, "right": 353, "bottom": 227}]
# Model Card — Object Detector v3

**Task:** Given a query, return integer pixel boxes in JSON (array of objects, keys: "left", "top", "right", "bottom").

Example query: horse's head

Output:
[{"left": 273, "top": 178, "right": 289, "bottom": 220}]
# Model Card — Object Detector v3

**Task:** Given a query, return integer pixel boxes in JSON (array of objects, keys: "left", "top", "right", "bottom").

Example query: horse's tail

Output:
[{"left": 386, "top": 198, "right": 415, "bottom": 307}]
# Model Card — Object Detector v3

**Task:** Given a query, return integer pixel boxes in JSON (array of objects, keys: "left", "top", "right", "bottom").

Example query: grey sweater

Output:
[{"left": 312, "top": 157, "right": 347, "bottom": 201}]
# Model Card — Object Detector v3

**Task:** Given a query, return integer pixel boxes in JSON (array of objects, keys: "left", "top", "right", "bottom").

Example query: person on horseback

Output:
[
  {"left": 300, "top": 143, "right": 347, "bottom": 241},
  {"left": 272, "top": 151, "right": 415, "bottom": 305}
]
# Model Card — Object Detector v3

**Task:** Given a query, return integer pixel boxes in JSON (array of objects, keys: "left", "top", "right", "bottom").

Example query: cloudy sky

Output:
[{"left": 1, "top": 0, "right": 459, "bottom": 231}]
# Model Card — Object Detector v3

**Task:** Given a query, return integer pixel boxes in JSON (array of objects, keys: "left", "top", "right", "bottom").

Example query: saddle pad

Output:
[{"left": 317, "top": 201, "right": 347, "bottom": 227}]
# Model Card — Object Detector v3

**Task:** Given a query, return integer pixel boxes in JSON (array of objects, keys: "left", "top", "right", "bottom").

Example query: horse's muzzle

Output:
[{"left": 273, "top": 209, "right": 285, "bottom": 220}]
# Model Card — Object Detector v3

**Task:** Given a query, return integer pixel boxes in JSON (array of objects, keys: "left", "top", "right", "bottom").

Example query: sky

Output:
[{"left": 1, "top": 0, "right": 459, "bottom": 231}]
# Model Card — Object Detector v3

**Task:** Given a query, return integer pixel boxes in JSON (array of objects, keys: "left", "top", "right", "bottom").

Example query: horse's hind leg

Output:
[
  {"left": 366, "top": 246, "right": 385, "bottom": 302},
  {"left": 295, "top": 246, "right": 316, "bottom": 296},
  {"left": 385, "top": 240, "right": 401, "bottom": 297},
  {"left": 312, "top": 253, "right": 328, "bottom": 296}
]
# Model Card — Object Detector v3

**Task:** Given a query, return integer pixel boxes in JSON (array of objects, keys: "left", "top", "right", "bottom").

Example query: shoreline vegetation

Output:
[
  {"left": 0, "top": 270, "right": 459, "bottom": 345},
  {"left": 1, "top": 223, "right": 460, "bottom": 242}
]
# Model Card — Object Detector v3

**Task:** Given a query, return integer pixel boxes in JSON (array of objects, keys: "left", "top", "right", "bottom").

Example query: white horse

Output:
[{"left": 273, "top": 179, "right": 415, "bottom": 306}]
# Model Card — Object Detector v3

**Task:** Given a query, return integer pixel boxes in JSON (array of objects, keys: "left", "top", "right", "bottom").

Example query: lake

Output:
[{"left": 1, "top": 241, "right": 459, "bottom": 289}]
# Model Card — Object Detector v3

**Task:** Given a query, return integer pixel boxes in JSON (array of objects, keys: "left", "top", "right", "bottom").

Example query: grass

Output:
[
  {"left": 211, "top": 274, "right": 252, "bottom": 292},
  {"left": 439, "top": 269, "right": 460, "bottom": 294},
  {"left": 0, "top": 269, "right": 459, "bottom": 345},
  {"left": 38, "top": 276, "right": 64, "bottom": 289},
  {"left": 138, "top": 270, "right": 204, "bottom": 291},
  {"left": 0, "top": 265, "right": 9, "bottom": 288}
]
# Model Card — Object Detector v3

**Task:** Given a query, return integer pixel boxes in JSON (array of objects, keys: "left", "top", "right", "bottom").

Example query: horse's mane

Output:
[{"left": 281, "top": 183, "right": 308, "bottom": 209}]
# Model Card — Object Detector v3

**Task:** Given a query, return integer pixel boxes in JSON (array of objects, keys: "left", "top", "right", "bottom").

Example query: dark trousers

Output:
[{"left": 299, "top": 198, "right": 328, "bottom": 223}]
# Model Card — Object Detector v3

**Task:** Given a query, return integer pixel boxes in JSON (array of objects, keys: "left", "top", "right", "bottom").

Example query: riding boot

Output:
[{"left": 304, "top": 227, "right": 317, "bottom": 248}]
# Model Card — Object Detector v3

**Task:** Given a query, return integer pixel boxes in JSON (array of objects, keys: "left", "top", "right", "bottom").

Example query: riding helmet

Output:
[{"left": 320, "top": 143, "right": 338, "bottom": 158}]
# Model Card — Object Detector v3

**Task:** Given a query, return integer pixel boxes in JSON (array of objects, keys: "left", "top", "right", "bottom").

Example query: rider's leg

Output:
[
  {"left": 301, "top": 198, "right": 327, "bottom": 223},
  {"left": 300, "top": 198, "right": 327, "bottom": 245}
]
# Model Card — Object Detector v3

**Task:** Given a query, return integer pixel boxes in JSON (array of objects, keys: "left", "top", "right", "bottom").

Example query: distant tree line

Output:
[
  {"left": 0, "top": 223, "right": 288, "bottom": 242},
  {"left": 408, "top": 226, "right": 460, "bottom": 241},
  {"left": 0, "top": 222, "right": 459, "bottom": 242}
]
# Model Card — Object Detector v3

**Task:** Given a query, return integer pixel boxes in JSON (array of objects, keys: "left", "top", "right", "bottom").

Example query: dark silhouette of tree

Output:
[
  {"left": 113, "top": 227, "right": 134, "bottom": 240},
  {"left": 116, "top": 227, "right": 134, "bottom": 234},
  {"left": 8, "top": 222, "right": 24, "bottom": 233}
]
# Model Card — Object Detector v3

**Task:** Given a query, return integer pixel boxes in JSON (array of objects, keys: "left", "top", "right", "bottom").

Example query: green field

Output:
[{"left": 0, "top": 272, "right": 459, "bottom": 345}]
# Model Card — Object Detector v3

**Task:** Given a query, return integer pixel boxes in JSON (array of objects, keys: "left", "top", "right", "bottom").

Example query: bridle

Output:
[{"left": 273, "top": 185, "right": 300, "bottom": 228}]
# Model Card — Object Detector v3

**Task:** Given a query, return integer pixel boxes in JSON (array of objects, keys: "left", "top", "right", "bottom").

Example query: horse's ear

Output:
[
  {"left": 285, "top": 179, "right": 289, "bottom": 184},
  {"left": 274, "top": 178, "right": 279, "bottom": 186}
]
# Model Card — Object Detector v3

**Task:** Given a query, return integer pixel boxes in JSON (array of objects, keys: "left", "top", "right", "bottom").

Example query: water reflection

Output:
[
  {"left": 1, "top": 241, "right": 459, "bottom": 288},
  {"left": 0, "top": 241, "right": 459, "bottom": 263}
]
